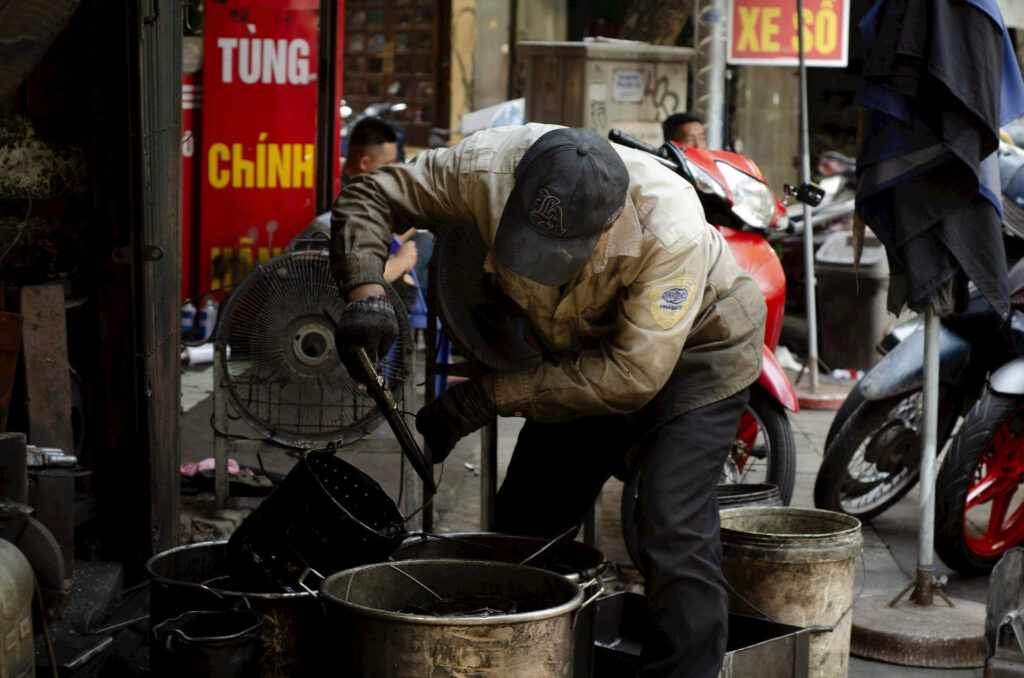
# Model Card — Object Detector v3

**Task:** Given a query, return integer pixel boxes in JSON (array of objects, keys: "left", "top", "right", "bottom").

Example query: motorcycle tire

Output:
[
  {"left": 935, "top": 390, "right": 1024, "bottom": 576},
  {"left": 824, "top": 383, "right": 867, "bottom": 452},
  {"left": 816, "top": 391, "right": 923, "bottom": 521},
  {"left": 619, "top": 386, "right": 797, "bottom": 574},
  {"left": 729, "top": 388, "right": 796, "bottom": 505}
]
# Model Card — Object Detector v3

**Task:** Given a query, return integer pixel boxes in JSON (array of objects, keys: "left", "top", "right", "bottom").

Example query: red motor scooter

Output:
[{"left": 609, "top": 129, "right": 824, "bottom": 505}]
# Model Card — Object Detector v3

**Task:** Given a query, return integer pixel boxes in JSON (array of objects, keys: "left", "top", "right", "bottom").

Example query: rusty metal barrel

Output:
[{"left": 719, "top": 506, "right": 862, "bottom": 678}]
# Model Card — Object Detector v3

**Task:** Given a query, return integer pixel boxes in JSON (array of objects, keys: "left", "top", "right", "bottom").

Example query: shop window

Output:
[
  {"left": 367, "top": 33, "right": 385, "bottom": 53},
  {"left": 343, "top": 0, "right": 444, "bottom": 146}
]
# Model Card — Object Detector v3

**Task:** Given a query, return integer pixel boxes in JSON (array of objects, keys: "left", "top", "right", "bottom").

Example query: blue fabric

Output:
[
  {"left": 859, "top": 0, "right": 1024, "bottom": 128},
  {"left": 853, "top": 0, "right": 1018, "bottom": 315},
  {"left": 967, "top": 0, "right": 1024, "bottom": 125}
]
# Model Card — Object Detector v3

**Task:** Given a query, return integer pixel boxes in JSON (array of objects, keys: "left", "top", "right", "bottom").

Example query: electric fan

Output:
[
  {"left": 433, "top": 227, "right": 543, "bottom": 370},
  {"left": 213, "top": 249, "right": 412, "bottom": 449}
]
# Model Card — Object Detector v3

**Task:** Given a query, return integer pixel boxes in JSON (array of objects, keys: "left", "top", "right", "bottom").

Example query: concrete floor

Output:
[{"left": 179, "top": 358, "right": 993, "bottom": 677}]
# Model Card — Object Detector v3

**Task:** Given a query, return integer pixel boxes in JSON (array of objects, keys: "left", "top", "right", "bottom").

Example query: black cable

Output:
[
  {"left": 207, "top": 412, "right": 272, "bottom": 442},
  {"left": 256, "top": 452, "right": 279, "bottom": 487}
]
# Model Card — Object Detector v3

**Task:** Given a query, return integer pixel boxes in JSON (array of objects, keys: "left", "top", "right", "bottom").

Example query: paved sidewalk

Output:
[{"left": 179, "top": 362, "right": 992, "bottom": 676}]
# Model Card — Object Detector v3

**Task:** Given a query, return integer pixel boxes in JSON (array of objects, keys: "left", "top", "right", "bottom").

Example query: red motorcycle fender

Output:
[{"left": 756, "top": 346, "right": 800, "bottom": 412}]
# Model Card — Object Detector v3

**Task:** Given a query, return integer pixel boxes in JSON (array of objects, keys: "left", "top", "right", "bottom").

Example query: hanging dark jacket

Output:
[{"left": 854, "top": 0, "right": 1024, "bottom": 316}]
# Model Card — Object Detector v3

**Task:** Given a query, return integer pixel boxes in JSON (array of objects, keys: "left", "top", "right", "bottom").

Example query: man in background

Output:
[
  {"left": 286, "top": 117, "right": 419, "bottom": 309},
  {"left": 663, "top": 113, "right": 707, "bottom": 149}
]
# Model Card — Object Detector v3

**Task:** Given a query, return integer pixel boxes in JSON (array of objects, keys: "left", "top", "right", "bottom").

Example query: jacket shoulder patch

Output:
[{"left": 648, "top": 278, "right": 697, "bottom": 329}]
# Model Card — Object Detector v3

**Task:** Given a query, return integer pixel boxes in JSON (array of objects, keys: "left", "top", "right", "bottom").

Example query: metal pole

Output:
[
  {"left": 213, "top": 345, "right": 230, "bottom": 510},
  {"left": 480, "top": 421, "right": 498, "bottom": 529},
  {"left": 705, "top": 0, "right": 727, "bottom": 150},
  {"left": 797, "top": 0, "right": 819, "bottom": 390},
  {"left": 914, "top": 303, "right": 940, "bottom": 604}
]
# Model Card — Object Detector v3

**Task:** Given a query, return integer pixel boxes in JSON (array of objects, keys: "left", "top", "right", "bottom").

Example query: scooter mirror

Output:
[{"left": 784, "top": 182, "right": 826, "bottom": 207}]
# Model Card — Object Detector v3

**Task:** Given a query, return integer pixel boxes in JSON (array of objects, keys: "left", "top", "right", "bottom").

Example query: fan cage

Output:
[
  {"left": 434, "top": 228, "right": 542, "bottom": 371},
  {"left": 213, "top": 250, "right": 412, "bottom": 449}
]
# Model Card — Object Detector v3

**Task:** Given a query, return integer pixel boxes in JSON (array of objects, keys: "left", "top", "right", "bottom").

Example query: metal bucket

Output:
[
  {"left": 392, "top": 532, "right": 606, "bottom": 678},
  {"left": 151, "top": 610, "right": 263, "bottom": 678},
  {"left": 319, "top": 559, "right": 592, "bottom": 677},
  {"left": 719, "top": 507, "right": 862, "bottom": 678},
  {"left": 226, "top": 451, "right": 406, "bottom": 590},
  {"left": 145, "top": 541, "right": 323, "bottom": 678},
  {"left": 717, "top": 483, "right": 783, "bottom": 509}
]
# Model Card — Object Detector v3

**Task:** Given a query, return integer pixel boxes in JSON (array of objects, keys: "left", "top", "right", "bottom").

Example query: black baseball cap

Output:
[{"left": 494, "top": 128, "right": 629, "bottom": 286}]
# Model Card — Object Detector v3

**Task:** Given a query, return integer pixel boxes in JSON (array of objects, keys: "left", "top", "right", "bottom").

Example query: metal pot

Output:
[
  {"left": 392, "top": 532, "right": 607, "bottom": 678},
  {"left": 317, "top": 558, "right": 601, "bottom": 677},
  {"left": 151, "top": 610, "right": 263, "bottom": 678},
  {"left": 145, "top": 541, "right": 323, "bottom": 678},
  {"left": 392, "top": 531, "right": 606, "bottom": 582}
]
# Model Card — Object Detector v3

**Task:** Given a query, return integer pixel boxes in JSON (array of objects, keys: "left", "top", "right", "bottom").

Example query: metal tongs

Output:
[{"left": 355, "top": 348, "right": 437, "bottom": 494}]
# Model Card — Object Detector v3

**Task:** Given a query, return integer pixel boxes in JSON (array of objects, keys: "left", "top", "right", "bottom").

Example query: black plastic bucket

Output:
[
  {"left": 151, "top": 610, "right": 263, "bottom": 678},
  {"left": 717, "top": 483, "right": 783, "bottom": 509},
  {"left": 226, "top": 451, "right": 406, "bottom": 590}
]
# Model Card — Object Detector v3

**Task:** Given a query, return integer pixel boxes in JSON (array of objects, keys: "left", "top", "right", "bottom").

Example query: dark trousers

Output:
[{"left": 493, "top": 389, "right": 749, "bottom": 678}]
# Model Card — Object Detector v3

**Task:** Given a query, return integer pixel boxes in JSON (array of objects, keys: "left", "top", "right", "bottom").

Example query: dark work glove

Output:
[
  {"left": 334, "top": 295, "right": 399, "bottom": 384},
  {"left": 416, "top": 378, "right": 497, "bottom": 464}
]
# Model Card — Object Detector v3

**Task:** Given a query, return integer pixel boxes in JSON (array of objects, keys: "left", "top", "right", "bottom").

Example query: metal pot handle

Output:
[
  {"left": 572, "top": 576, "right": 606, "bottom": 630},
  {"left": 152, "top": 616, "right": 185, "bottom": 653},
  {"left": 298, "top": 567, "right": 325, "bottom": 597}
]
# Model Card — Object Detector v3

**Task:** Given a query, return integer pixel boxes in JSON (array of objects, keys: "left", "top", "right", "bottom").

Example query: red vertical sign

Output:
[
  {"left": 200, "top": 0, "right": 320, "bottom": 293},
  {"left": 333, "top": 8, "right": 346, "bottom": 200}
]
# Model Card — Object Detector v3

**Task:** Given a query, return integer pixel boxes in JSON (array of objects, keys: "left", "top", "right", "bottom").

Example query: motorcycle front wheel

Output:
[
  {"left": 815, "top": 389, "right": 931, "bottom": 521},
  {"left": 936, "top": 390, "right": 1024, "bottom": 576}
]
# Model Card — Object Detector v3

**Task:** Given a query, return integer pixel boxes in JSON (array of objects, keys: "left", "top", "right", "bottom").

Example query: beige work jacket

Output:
[{"left": 332, "top": 124, "right": 765, "bottom": 422}]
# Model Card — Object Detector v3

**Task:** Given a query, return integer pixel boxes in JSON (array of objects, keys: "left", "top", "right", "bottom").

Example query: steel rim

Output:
[
  {"left": 837, "top": 395, "right": 920, "bottom": 515},
  {"left": 730, "top": 405, "right": 771, "bottom": 485},
  {"left": 964, "top": 403, "right": 1024, "bottom": 557}
]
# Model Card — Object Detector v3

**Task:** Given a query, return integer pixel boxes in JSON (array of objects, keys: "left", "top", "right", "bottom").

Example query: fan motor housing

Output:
[{"left": 288, "top": 318, "right": 336, "bottom": 370}]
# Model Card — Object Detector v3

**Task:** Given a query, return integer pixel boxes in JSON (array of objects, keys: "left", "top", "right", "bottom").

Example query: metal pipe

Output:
[
  {"left": 213, "top": 345, "right": 229, "bottom": 510},
  {"left": 705, "top": 0, "right": 727, "bottom": 150},
  {"left": 797, "top": 0, "right": 818, "bottom": 390},
  {"left": 918, "top": 304, "right": 939, "bottom": 574},
  {"left": 480, "top": 421, "right": 498, "bottom": 530}
]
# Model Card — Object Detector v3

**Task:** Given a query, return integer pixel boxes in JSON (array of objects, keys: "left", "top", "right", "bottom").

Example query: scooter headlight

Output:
[
  {"left": 717, "top": 162, "right": 777, "bottom": 228},
  {"left": 683, "top": 158, "right": 728, "bottom": 201}
]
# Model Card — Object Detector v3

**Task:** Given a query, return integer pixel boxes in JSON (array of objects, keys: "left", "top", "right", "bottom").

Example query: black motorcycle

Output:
[
  {"left": 815, "top": 139, "right": 1024, "bottom": 523},
  {"left": 814, "top": 256, "right": 1024, "bottom": 522}
]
